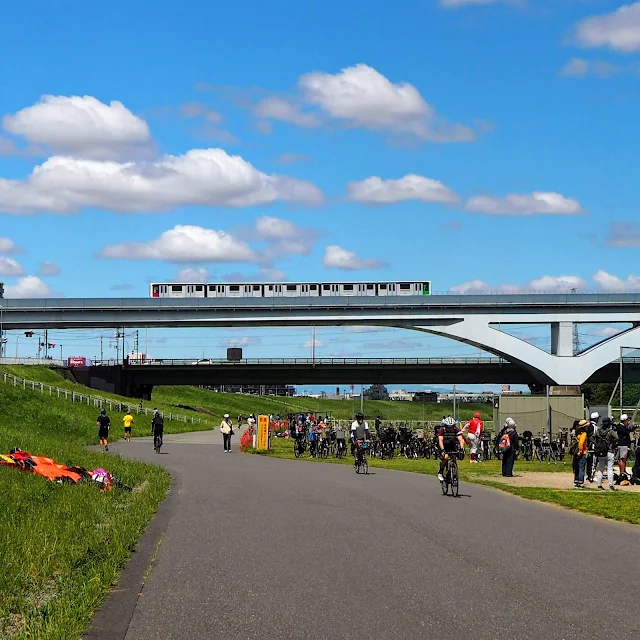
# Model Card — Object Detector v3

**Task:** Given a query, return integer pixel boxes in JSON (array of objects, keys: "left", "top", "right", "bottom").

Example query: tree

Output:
[{"left": 364, "top": 384, "right": 389, "bottom": 401}]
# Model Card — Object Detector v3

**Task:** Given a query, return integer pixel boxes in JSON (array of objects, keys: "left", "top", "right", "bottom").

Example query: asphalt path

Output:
[{"left": 101, "top": 431, "right": 640, "bottom": 640}]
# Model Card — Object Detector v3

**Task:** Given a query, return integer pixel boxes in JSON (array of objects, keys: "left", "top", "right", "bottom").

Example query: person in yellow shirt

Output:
[
  {"left": 572, "top": 420, "right": 589, "bottom": 488},
  {"left": 123, "top": 411, "right": 134, "bottom": 442}
]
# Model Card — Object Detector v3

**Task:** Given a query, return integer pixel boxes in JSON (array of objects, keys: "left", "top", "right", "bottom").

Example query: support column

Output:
[{"left": 551, "top": 322, "right": 573, "bottom": 357}]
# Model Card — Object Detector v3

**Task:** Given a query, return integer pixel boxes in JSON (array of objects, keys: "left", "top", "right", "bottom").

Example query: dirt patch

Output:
[{"left": 470, "top": 471, "right": 640, "bottom": 492}]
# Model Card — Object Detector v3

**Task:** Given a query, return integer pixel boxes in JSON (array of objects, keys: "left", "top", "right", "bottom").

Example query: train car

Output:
[{"left": 150, "top": 281, "right": 431, "bottom": 298}]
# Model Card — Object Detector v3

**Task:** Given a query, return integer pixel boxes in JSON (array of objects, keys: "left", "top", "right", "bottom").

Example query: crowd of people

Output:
[{"left": 95, "top": 407, "right": 164, "bottom": 453}]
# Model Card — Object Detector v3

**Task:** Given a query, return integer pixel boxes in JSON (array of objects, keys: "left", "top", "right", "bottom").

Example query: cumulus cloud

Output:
[
  {"left": 559, "top": 57, "right": 629, "bottom": 78},
  {"left": 39, "top": 261, "right": 61, "bottom": 276},
  {"left": 465, "top": 191, "right": 583, "bottom": 215},
  {"left": 593, "top": 270, "right": 640, "bottom": 291},
  {"left": 0, "top": 237, "right": 22, "bottom": 254},
  {"left": 0, "top": 257, "right": 24, "bottom": 276},
  {"left": 604, "top": 221, "right": 640, "bottom": 247},
  {"left": 0, "top": 148, "right": 323, "bottom": 215},
  {"left": 573, "top": 2, "right": 640, "bottom": 53},
  {"left": 253, "top": 97, "right": 320, "bottom": 128},
  {"left": 173, "top": 267, "right": 211, "bottom": 283},
  {"left": 3, "top": 275, "right": 61, "bottom": 298},
  {"left": 298, "top": 64, "right": 475, "bottom": 142},
  {"left": 100, "top": 225, "right": 262, "bottom": 263},
  {"left": 178, "top": 102, "right": 223, "bottom": 123},
  {"left": 346, "top": 174, "right": 460, "bottom": 204},
  {"left": 323, "top": 245, "right": 386, "bottom": 270},
  {"left": 221, "top": 336, "right": 261, "bottom": 348},
  {"left": 2, "top": 95, "right": 153, "bottom": 160},
  {"left": 253, "top": 215, "right": 323, "bottom": 258}
]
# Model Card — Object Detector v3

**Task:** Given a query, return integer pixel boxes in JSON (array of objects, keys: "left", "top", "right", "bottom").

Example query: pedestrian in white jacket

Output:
[{"left": 220, "top": 413, "right": 233, "bottom": 452}]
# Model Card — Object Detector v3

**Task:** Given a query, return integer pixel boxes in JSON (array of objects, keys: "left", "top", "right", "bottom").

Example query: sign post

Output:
[{"left": 257, "top": 415, "right": 269, "bottom": 450}]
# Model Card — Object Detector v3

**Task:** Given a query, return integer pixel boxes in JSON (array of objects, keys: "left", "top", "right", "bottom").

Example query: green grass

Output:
[
  {"left": 153, "top": 385, "right": 491, "bottom": 423},
  {"left": 0, "top": 382, "right": 172, "bottom": 639},
  {"left": 253, "top": 439, "right": 640, "bottom": 524},
  {"left": 0, "top": 365, "right": 211, "bottom": 434}
]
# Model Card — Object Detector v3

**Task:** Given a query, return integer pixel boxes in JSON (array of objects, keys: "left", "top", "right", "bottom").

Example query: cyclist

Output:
[
  {"left": 151, "top": 408, "right": 164, "bottom": 452},
  {"left": 97, "top": 408, "right": 111, "bottom": 452},
  {"left": 437, "top": 417, "right": 465, "bottom": 482},
  {"left": 463, "top": 412, "right": 483, "bottom": 463},
  {"left": 350, "top": 412, "right": 370, "bottom": 467}
]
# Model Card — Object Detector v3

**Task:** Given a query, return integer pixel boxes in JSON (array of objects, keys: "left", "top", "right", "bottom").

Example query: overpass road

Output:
[{"left": 86, "top": 432, "right": 640, "bottom": 640}]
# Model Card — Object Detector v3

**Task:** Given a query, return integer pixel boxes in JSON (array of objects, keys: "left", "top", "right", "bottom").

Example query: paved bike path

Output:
[{"left": 104, "top": 432, "right": 640, "bottom": 640}]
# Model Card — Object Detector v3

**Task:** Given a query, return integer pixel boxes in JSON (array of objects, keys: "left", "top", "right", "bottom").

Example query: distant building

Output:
[
  {"left": 389, "top": 389, "right": 414, "bottom": 401},
  {"left": 206, "top": 384, "right": 296, "bottom": 397},
  {"left": 413, "top": 391, "right": 438, "bottom": 403}
]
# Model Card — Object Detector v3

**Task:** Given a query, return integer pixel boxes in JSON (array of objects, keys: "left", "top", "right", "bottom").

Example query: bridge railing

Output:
[
  {"left": 0, "top": 371, "right": 210, "bottom": 426},
  {"left": 95, "top": 356, "right": 513, "bottom": 367}
]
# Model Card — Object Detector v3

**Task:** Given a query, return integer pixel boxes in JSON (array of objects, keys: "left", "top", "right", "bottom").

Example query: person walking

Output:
[
  {"left": 221, "top": 413, "right": 234, "bottom": 452},
  {"left": 464, "top": 412, "right": 484, "bottom": 463},
  {"left": 97, "top": 408, "right": 111, "bottom": 452},
  {"left": 123, "top": 410, "right": 134, "bottom": 442},
  {"left": 594, "top": 417, "right": 618, "bottom": 491},
  {"left": 151, "top": 408, "right": 164, "bottom": 453},
  {"left": 586, "top": 411, "right": 600, "bottom": 481},
  {"left": 615, "top": 414, "right": 635, "bottom": 478},
  {"left": 500, "top": 418, "right": 519, "bottom": 477},
  {"left": 571, "top": 420, "right": 589, "bottom": 488}
]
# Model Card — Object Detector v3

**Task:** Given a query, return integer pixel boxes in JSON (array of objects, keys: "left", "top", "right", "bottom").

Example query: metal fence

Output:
[
  {"left": 0, "top": 371, "right": 210, "bottom": 426},
  {"left": 271, "top": 419, "right": 496, "bottom": 432},
  {"left": 0, "top": 357, "right": 66, "bottom": 366}
]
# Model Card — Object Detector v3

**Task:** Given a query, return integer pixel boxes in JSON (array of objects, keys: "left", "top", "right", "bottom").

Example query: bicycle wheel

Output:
[
  {"left": 450, "top": 462, "right": 459, "bottom": 497},
  {"left": 294, "top": 443, "right": 301, "bottom": 458},
  {"left": 363, "top": 458, "right": 369, "bottom": 475},
  {"left": 355, "top": 459, "right": 361, "bottom": 474}
]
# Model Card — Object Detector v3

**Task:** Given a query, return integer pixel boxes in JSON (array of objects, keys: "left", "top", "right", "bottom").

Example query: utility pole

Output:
[
  {"left": 134, "top": 330, "right": 139, "bottom": 354},
  {"left": 452, "top": 384, "right": 457, "bottom": 421},
  {"left": 100, "top": 336, "right": 104, "bottom": 360},
  {"left": 44, "top": 329, "right": 48, "bottom": 358},
  {"left": 570, "top": 288, "right": 581, "bottom": 355}
]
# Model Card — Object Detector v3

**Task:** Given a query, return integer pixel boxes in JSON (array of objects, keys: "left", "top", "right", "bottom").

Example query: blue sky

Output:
[{"left": 1, "top": 0, "right": 639, "bottom": 369}]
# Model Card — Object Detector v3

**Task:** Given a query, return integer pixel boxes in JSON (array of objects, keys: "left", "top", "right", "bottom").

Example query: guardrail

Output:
[
  {"left": 0, "top": 357, "right": 66, "bottom": 366},
  {"left": 0, "top": 371, "right": 210, "bottom": 426},
  {"left": 101, "top": 357, "right": 513, "bottom": 367}
]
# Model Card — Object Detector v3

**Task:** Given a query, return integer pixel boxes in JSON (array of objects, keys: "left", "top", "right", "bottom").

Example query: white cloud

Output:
[
  {"left": 465, "top": 191, "right": 583, "bottom": 215},
  {"left": 559, "top": 57, "right": 628, "bottom": 78},
  {"left": 3, "top": 275, "right": 60, "bottom": 298},
  {"left": 253, "top": 97, "right": 320, "bottom": 128},
  {"left": 346, "top": 174, "right": 460, "bottom": 204},
  {"left": 592, "top": 326, "right": 623, "bottom": 338},
  {"left": 604, "top": 221, "right": 640, "bottom": 247},
  {"left": 173, "top": 267, "right": 211, "bottom": 282},
  {"left": 0, "top": 257, "right": 24, "bottom": 276},
  {"left": 100, "top": 225, "right": 262, "bottom": 263},
  {"left": 363, "top": 339, "right": 422, "bottom": 350},
  {"left": 39, "top": 261, "right": 60, "bottom": 276},
  {"left": 0, "top": 237, "right": 22, "bottom": 254},
  {"left": 593, "top": 270, "right": 640, "bottom": 292},
  {"left": 323, "top": 245, "right": 386, "bottom": 270},
  {"left": 302, "top": 338, "right": 326, "bottom": 349},
  {"left": 222, "top": 267, "right": 287, "bottom": 282},
  {"left": 0, "top": 149, "right": 323, "bottom": 215},
  {"left": 343, "top": 326, "right": 385, "bottom": 333},
  {"left": 178, "top": 102, "right": 223, "bottom": 123},
  {"left": 221, "top": 336, "right": 261, "bottom": 348},
  {"left": 573, "top": 3, "right": 640, "bottom": 53},
  {"left": 2, "top": 95, "right": 153, "bottom": 160},
  {"left": 254, "top": 216, "right": 322, "bottom": 257},
  {"left": 449, "top": 275, "right": 587, "bottom": 294},
  {"left": 297, "top": 64, "right": 475, "bottom": 142}
]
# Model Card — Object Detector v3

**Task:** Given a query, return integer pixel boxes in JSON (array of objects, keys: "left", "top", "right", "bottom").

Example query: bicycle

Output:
[
  {"left": 293, "top": 436, "right": 307, "bottom": 458},
  {"left": 354, "top": 441, "right": 369, "bottom": 475},
  {"left": 334, "top": 439, "right": 346, "bottom": 459},
  {"left": 154, "top": 431, "right": 163, "bottom": 454},
  {"left": 440, "top": 448, "right": 460, "bottom": 497}
]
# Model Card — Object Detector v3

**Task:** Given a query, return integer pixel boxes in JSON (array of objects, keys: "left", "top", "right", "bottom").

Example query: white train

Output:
[{"left": 150, "top": 281, "right": 432, "bottom": 298}]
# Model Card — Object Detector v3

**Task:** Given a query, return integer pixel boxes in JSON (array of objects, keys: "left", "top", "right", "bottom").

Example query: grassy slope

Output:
[
  {"left": 0, "top": 365, "right": 211, "bottom": 434},
  {"left": 0, "top": 383, "right": 171, "bottom": 639},
  {"left": 153, "top": 385, "right": 492, "bottom": 423},
  {"left": 253, "top": 439, "right": 640, "bottom": 525}
]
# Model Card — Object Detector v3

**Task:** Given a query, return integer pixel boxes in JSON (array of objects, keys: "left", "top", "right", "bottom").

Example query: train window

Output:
[
  {"left": 171, "top": 285, "right": 183, "bottom": 292},
  {"left": 286, "top": 285, "right": 297, "bottom": 291},
  {"left": 253, "top": 285, "right": 260, "bottom": 291},
  {"left": 208, "top": 285, "right": 215, "bottom": 291},
  {"left": 366, "top": 284, "right": 374, "bottom": 290},
  {"left": 400, "top": 283, "right": 410, "bottom": 290},
  {"left": 343, "top": 284, "right": 354, "bottom": 291},
  {"left": 379, "top": 283, "right": 387, "bottom": 290},
  {"left": 323, "top": 284, "right": 330, "bottom": 290},
  {"left": 230, "top": 285, "right": 240, "bottom": 292},
  {"left": 268, "top": 285, "right": 273, "bottom": 291},
  {"left": 195, "top": 285, "right": 203, "bottom": 291},
  {"left": 310, "top": 284, "right": 317, "bottom": 290}
]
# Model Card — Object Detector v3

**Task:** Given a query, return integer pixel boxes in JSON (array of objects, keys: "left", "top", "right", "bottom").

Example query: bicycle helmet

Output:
[
  {"left": 355, "top": 412, "right": 364, "bottom": 420},
  {"left": 100, "top": 408, "right": 106, "bottom": 415},
  {"left": 444, "top": 417, "right": 456, "bottom": 426}
]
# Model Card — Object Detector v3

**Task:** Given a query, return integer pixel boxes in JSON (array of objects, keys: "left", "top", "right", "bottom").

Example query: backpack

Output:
[
  {"left": 594, "top": 432, "right": 609, "bottom": 457},
  {"left": 499, "top": 432, "right": 511, "bottom": 452},
  {"left": 443, "top": 425, "right": 458, "bottom": 445},
  {"left": 568, "top": 435, "right": 579, "bottom": 457}
]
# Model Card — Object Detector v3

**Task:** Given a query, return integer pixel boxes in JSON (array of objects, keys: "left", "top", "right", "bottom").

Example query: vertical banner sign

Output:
[{"left": 257, "top": 415, "right": 269, "bottom": 450}]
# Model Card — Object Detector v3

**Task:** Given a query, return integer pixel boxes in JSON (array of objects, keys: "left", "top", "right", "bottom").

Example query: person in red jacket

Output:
[{"left": 464, "top": 412, "right": 484, "bottom": 463}]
